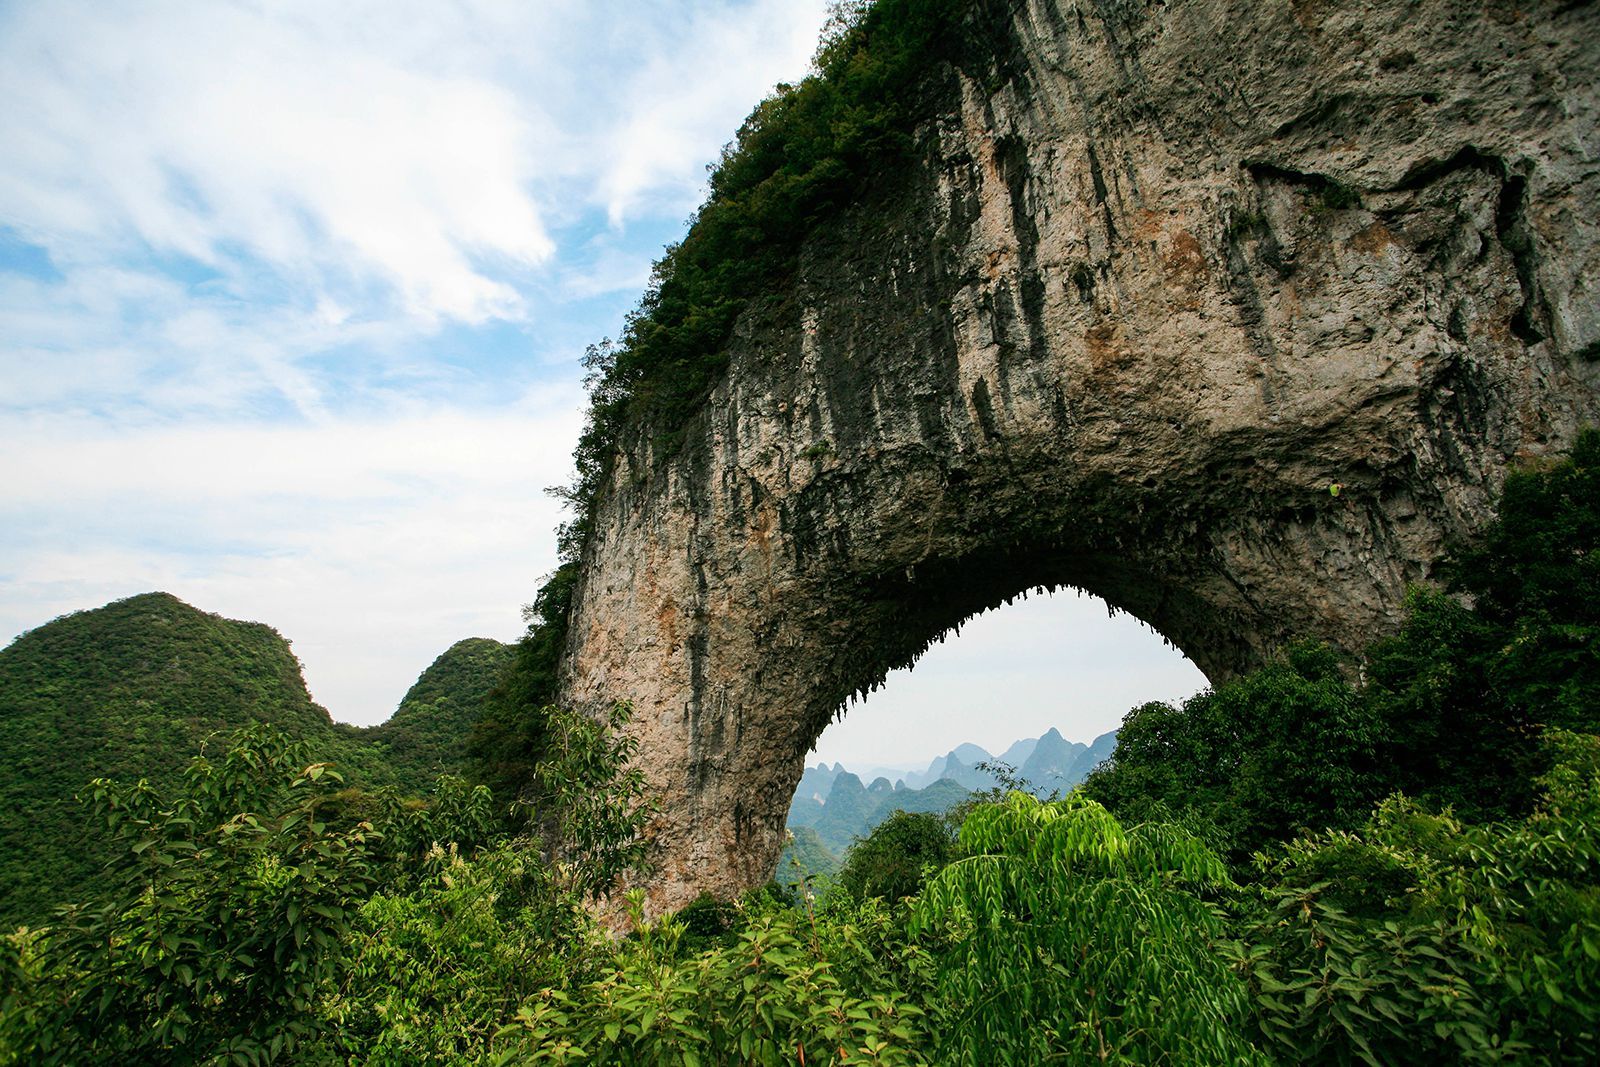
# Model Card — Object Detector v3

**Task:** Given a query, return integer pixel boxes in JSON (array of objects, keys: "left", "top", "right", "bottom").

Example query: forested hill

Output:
[
  {"left": 0, "top": 593, "right": 507, "bottom": 928},
  {"left": 356, "top": 637, "right": 514, "bottom": 789}
]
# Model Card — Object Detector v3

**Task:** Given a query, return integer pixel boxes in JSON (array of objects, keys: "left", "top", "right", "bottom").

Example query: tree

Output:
[
  {"left": 1235, "top": 729, "right": 1600, "bottom": 1064},
  {"left": 1083, "top": 644, "right": 1382, "bottom": 862},
  {"left": 836, "top": 810, "right": 955, "bottom": 904},
  {"left": 15, "top": 726, "right": 378, "bottom": 1065},
  {"left": 1365, "top": 429, "right": 1600, "bottom": 819},
  {"left": 911, "top": 791, "right": 1263, "bottom": 1064}
]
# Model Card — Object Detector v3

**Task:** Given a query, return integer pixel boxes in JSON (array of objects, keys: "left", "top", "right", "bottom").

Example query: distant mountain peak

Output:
[
  {"left": 949, "top": 742, "right": 992, "bottom": 764},
  {"left": 828, "top": 771, "right": 866, "bottom": 798}
]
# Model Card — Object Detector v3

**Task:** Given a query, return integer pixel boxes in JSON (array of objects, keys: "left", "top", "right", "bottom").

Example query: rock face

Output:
[{"left": 560, "top": 0, "right": 1600, "bottom": 912}]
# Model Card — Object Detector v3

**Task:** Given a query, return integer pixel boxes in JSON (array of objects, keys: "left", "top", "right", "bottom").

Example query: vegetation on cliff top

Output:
[{"left": 569, "top": 0, "right": 968, "bottom": 509}]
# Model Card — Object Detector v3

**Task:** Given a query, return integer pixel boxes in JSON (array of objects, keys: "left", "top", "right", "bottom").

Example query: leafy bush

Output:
[
  {"left": 0, "top": 692, "right": 655, "bottom": 1065},
  {"left": 1364, "top": 430, "right": 1600, "bottom": 819},
  {"left": 312, "top": 843, "right": 600, "bottom": 1065},
  {"left": 1236, "top": 729, "right": 1600, "bottom": 1064},
  {"left": 836, "top": 810, "right": 955, "bottom": 904},
  {"left": 911, "top": 792, "right": 1263, "bottom": 1065},
  {"left": 498, "top": 889, "right": 930, "bottom": 1065},
  {"left": 1083, "top": 644, "right": 1384, "bottom": 862},
  {"left": 14, "top": 725, "right": 380, "bottom": 1065},
  {"left": 1231, "top": 883, "right": 1496, "bottom": 1065}
]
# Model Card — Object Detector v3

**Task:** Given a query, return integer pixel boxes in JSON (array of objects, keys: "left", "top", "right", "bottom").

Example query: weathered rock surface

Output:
[{"left": 560, "top": 0, "right": 1600, "bottom": 911}]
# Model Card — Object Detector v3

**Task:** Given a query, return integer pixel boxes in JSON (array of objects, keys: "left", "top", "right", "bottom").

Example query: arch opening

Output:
[
  {"left": 783, "top": 586, "right": 1207, "bottom": 872},
  {"left": 770, "top": 537, "right": 1261, "bottom": 789}
]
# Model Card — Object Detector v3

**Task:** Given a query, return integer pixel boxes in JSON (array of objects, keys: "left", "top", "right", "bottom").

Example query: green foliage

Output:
[
  {"left": 0, "top": 691, "right": 656, "bottom": 1065},
  {"left": 1365, "top": 429, "right": 1600, "bottom": 818},
  {"left": 312, "top": 843, "right": 601, "bottom": 1065},
  {"left": 1453, "top": 431, "right": 1600, "bottom": 638},
  {"left": 359, "top": 773, "right": 503, "bottom": 890},
  {"left": 1083, "top": 644, "right": 1384, "bottom": 862},
  {"left": 1235, "top": 729, "right": 1600, "bottom": 1064},
  {"left": 0, "top": 593, "right": 352, "bottom": 927},
  {"left": 5, "top": 724, "right": 1598, "bottom": 1065},
  {"left": 497, "top": 889, "right": 931, "bottom": 1065},
  {"left": 911, "top": 792, "right": 1263, "bottom": 1065},
  {"left": 1230, "top": 881, "right": 1496, "bottom": 1065},
  {"left": 510, "top": 701, "right": 655, "bottom": 901},
  {"left": 0, "top": 929, "right": 47, "bottom": 1065},
  {"left": 358, "top": 638, "right": 514, "bottom": 791},
  {"left": 670, "top": 892, "right": 743, "bottom": 951},
  {"left": 0, "top": 592, "right": 513, "bottom": 928},
  {"left": 836, "top": 810, "right": 955, "bottom": 904},
  {"left": 469, "top": 563, "right": 580, "bottom": 796},
  {"left": 15, "top": 725, "right": 379, "bottom": 1065},
  {"left": 1361, "top": 588, "right": 1535, "bottom": 817}
]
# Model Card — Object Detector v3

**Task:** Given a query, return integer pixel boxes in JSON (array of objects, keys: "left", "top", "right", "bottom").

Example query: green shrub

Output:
[
  {"left": 14, "top": 726, "right": 380, "bottom": 1065},
  {"left": 836, "top": 810, "right": 955, "bottom": 904},
  {"left": 1083, "top": 644, "right": 1383, "bottom": 862},
  {"left": 1238, "top": 729, "right": 1600, "bottom": 1063},
  {"left": 1365, "top": 429, "right": 1600, "bottom": 819},
  {"left": 911, "top": 792, "right": 1263, "bottom": 1065},
  {"left": 498, "top": 890, "right": 930, "bottom": 1065},
  {"left": 312, "top": 843, "right": 599, "bottom": 1065}
]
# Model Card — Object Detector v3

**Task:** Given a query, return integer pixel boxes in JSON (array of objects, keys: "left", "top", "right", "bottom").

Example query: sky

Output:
[{"left": 0, "top": 0, "right": 1206, "bottom": 767}]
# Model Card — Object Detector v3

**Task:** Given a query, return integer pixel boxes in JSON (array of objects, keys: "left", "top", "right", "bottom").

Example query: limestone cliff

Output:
[{"left": 559, "top": 0, "right": 1600, "bottom": 911}]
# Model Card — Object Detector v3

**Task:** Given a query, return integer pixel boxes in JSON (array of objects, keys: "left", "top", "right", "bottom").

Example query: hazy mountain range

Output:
[{"left": 786, "top": 727, "right": 1119, "bottom": 860}]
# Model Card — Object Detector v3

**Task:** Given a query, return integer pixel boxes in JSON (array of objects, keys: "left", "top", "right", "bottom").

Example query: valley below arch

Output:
[{"left": 556, "top": 0, "right": 1600, "bottom": 912}]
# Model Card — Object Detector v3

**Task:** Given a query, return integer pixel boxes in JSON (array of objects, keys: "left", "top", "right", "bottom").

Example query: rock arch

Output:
[{"left": 558, "top": 0, "right": 1600, "bottom": 911}]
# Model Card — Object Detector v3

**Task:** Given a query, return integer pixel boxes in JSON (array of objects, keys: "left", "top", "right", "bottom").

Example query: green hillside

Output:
[
  {"left": 356, "top": 638, "right": 514, "bottom": 789},
  {"left": 0, "top": 593, "right": 342, "bottom": 926},
  {"left": 776, "top": 825, "right": 840, "bottom": 896},
  {"left": 0, "top": 593, "right": 508, "bottom": 928},
  {"left": 809, "top": 773, "right": 974, "bottom": 856}
]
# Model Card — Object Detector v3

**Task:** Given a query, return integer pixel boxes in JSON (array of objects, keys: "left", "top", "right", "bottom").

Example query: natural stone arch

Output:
[{"left": 557, "top": 0, "right": 1600, "bottom": 912}]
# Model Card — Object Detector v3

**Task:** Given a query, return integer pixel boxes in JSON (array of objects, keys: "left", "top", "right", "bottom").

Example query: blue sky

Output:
[{"left": 0, "top": 0, "right": 1204, "bottom": 766}]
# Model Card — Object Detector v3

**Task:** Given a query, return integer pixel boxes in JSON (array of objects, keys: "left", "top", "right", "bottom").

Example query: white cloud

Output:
[
  {"left": 0, "top": 0, "right": 556, "bottom": 324},
  {"left": 590, "top": 0, "right": 831, "bottom": 225},
  {"left": 0, "top": 390, "right": 585, "bottom": 724},
  {"left": 0, "top": 0, "right": 832, "bottom": 323},
  {"left": 0, "top": 0, "right": 834, "bottom": 426}
]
